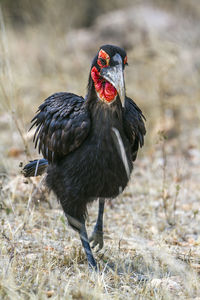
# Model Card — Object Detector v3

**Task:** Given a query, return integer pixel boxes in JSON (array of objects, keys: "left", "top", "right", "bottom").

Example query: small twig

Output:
[
  {"left": 27, "top": 175, "right": 46, "bottom": 210},
  {"left": 2, "top": 232, "right": 15, "bottom": 277},
  {"left": 12, "top": 110, "right": 32, "bottom": 159},
  {"left": 173, "top": 176, "right": 180, "bottom": 224},
  {"left": 161, "top": 132, "right": 168, "bottom": 221}
]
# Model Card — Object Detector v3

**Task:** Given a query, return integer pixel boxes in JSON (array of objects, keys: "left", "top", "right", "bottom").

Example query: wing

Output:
[
  {"left": 30, "top": 92, "right": 91, "bottom": 162},
  {"left": 123, "top": 96, "right": 146, "bottom": 161}
]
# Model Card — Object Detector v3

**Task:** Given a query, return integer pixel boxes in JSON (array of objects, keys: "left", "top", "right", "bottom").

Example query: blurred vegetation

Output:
[
  {"left": 0, "top": 1, "right": 200, "bottom": 299},
  {"left": 0, "top": 0, "right": 199, "bottom": 155},
  {"left": 2, "top": 0, "right": 200, "bottom": 33},
  {"left": 1, "top": 0, "right": 137, "bottom": 28}
]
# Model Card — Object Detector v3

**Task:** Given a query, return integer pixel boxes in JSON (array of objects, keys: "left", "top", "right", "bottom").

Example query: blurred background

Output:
[
  {"left": 0, "top": 1, "right": 200, "bottom": 297},
  {"left": 0, "top": 0, "right": 200, "bottom": 171}
]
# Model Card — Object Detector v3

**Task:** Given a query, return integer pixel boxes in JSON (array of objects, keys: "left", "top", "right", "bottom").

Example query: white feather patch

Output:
[{"left": 112, "top": 127, "right": 130, "bottom": 179}]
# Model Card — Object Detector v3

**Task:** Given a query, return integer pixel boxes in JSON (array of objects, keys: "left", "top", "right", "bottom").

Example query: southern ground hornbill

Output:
[{"left": 23, "top": 45, "right": 146, "bottom": 269}]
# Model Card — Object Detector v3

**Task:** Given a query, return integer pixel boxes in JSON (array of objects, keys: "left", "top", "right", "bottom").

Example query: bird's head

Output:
[{"left": 90, "top": 45, "right": 128, "bottom": 106}]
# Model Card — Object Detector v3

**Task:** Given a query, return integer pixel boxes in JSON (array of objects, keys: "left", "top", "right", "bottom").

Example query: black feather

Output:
[
  {"left": 30, "top": 92, "right": 91, "bottom": 162},
  {"left": 24, "top": 45, "right": 146, "bottom": 269},
  {"left": 123, "top": 97, "right": 146, "bottom": 161}
]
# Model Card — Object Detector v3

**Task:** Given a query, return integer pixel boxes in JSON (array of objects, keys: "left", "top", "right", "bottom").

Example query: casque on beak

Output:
[{"left": 100, "top": 53, "right": 125, "bottom": 106}]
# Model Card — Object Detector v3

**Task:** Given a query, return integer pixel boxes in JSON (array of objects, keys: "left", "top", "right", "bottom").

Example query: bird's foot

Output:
[
  {"left": 89, "top": 230, "right": 104, "bottom": 251},
  {"left": 88, "top": 260, "right": 98, "bottom": 271}
]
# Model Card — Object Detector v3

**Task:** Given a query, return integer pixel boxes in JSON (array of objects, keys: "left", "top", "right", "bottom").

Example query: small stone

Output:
[
  {"left": 150, "top": 277, "right": 182, "bottom": 293},
  {"left": 46, "top": 290, "right": 54, "bottom": 298}
]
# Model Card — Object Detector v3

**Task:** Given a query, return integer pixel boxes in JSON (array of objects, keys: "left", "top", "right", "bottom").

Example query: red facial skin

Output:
[
  {"left": 91, "top": 66, "right": 117, "bottom": 103},
  {"left": 97, "top": 49, "right": 110, "bottom": 68},
  {"left": 91, "top": 50, "right": 117, "bottom": 104}
]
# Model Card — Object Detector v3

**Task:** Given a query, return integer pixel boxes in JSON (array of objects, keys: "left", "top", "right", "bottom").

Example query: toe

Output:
[
  {"left": 89, "top": 231, "right": 104, "bottom": 250},
  {"left": 99, "top": 240, "right": 103, "bottom": 250},
  {"left": 89, "top": 235, "right": 94, "bottom": 243},
  {"left": 91, "top": 240, "right": 98, "bottom": 249}
]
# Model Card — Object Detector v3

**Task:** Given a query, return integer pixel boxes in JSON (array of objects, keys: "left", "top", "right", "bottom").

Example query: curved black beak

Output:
[{"left": 100, "top": 53, "right": 125, "bottom": 106}]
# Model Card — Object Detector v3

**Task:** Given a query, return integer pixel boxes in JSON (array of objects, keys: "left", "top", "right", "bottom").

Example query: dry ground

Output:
[{"left": 1, "top": 2, "right": 200, "bottom": 299}]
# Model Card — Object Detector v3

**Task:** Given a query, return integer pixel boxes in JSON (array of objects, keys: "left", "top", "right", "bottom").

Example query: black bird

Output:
[{"left": 23, "top": 45, "right": 146, "bottom": 269}]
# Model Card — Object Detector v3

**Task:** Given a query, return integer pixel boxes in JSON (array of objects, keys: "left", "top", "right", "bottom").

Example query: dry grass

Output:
[{"left": 1, "top": 1, "right": 200, "bottom": 299}]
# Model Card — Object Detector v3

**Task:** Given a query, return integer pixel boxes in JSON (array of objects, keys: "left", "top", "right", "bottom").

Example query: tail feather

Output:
[{"left": 22, "top": 159, "right": 48, "bottom": 177}]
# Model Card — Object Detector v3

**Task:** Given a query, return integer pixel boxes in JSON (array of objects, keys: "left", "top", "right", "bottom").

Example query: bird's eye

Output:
[
  {"left": 97, "top": 57, "right": 107, "bottom": 67},
  {"left": 97, "top": 49, "right": 110, "bottom": 68}
]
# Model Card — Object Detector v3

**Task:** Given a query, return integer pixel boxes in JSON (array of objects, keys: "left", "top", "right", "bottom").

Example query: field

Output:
[{"left": 0, "top": 1, "right": 200, "bottom": 299}]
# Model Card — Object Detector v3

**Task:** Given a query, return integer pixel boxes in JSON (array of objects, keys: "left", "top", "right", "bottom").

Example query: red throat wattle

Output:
[{"left": 91, "top": 66, "right": 117, "bottom": 103}]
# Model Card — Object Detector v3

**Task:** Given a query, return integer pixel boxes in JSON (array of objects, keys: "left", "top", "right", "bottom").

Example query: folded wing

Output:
[
  {"left": 31, "top": 92, "right": 91, "bottom": 162},
  {"left": 123, "top": 97, "right": 146, "bottom": 161}
]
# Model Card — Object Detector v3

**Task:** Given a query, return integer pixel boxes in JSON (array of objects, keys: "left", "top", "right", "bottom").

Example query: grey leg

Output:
[
  {"left": 66, "top": 214, "right": 97, "bottom": 270},
  {"left": 89, "top": 198, "right": 105, "bottom": 250},
  {"left": 80, "top": 222, "right": 97, "bottom": 270}
]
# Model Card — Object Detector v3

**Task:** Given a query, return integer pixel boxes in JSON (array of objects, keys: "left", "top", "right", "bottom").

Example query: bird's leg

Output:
[
  {"left": 79, "top": 222, "right": 97, "bottom": 270},
  {"left": 66, "top": 214, "right": 97, "bottom": 270},
  {"left": 89, "top": 198, "right": 105, "bottom": 250}
]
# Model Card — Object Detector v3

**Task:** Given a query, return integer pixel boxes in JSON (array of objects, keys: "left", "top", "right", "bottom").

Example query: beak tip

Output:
[{"left": 119, "top": 91, "right": 125, "bottom": 107}]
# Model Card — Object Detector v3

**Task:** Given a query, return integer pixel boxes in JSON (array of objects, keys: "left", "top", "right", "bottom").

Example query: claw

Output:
[{"left": 89, "top": 230, "right": 104, "bottom": 251}]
